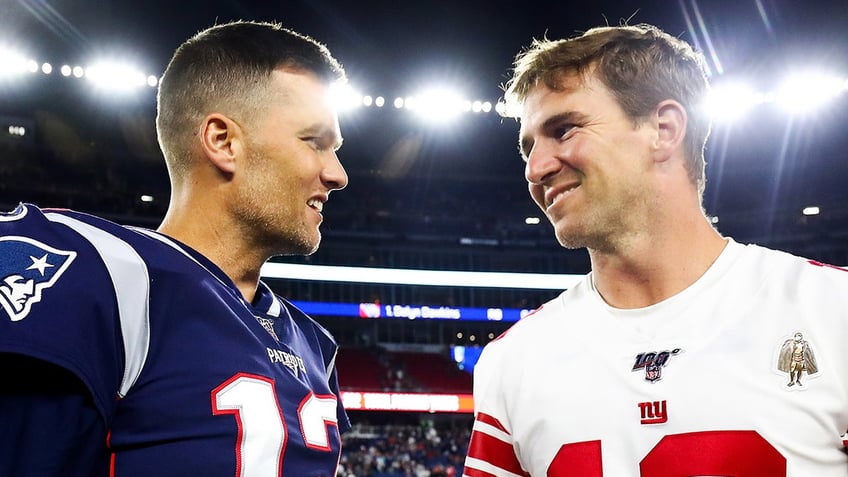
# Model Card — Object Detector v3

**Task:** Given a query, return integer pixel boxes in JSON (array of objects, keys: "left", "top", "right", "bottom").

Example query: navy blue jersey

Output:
[{"left": 0, "top": 204, "right": 349, "bottom": 477}]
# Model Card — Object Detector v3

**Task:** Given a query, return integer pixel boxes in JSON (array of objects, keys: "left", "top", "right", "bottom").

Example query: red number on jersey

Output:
[{"left": 548, "top": 431, "right": 786, "bottom": 476}]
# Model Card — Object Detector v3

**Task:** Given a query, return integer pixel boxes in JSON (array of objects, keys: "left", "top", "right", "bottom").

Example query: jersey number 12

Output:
[{"left": 212, "top": 373, "right": 339, "bottom": 477}]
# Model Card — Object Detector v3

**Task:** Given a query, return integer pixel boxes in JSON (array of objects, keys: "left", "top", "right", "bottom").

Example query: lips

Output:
[{"left": 545, "top": 183, "right": 580, "bottom": 210}]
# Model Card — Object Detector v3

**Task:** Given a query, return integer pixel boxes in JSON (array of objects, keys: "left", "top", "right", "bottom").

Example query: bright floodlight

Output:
[
  {"left": 776, "top": 72, "right": 845, "bottom": 114},
  {"left": 85, "top": 61, "right": 147, "bottom": 90},
  {"left": 362, "top": 95, "right": 373, "bottom": 106},
  {"left": 146, "top": 75, "right": 158, "bottom": 87},
  {"left": 41, "top": 63, "right": 52, "bottom": 74},
  {"left": 375, "top": 96, "right": 385, "bottom": 107},
  {"left": 329, "top": 82, "right": 363, "bottom": 112},
  {"left": 60, "top": 65, "right": 72, "bottom": 76},
  {"left": 72, "top": 66, "right": 84, "bottom": 78},
  {"left": 802, "top": 206, "right": 820, "bottom": 216},
  {"left": 408, "top": 87, "right": 466, "bottom": 122},
  {"left": 393, "top": 97, "right": 404, "bottom": 109},
  {"left": 0, "top": 48, "right": 29, "bottom": 76},
  {"left": 704, "top": 81, "right": 762, "bottom": 122},
  {"left": 525, "top": 217, "right": 541, "bottom": 225}
]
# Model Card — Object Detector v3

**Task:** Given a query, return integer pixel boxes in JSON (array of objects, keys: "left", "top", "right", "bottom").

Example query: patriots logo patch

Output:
[{"left": 0, "top": 236, "right": 77, "bottom": 322}]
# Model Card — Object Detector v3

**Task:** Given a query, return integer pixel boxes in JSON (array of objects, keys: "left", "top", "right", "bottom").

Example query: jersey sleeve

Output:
[
  {"left": 0, "top": 205, "right": 131, "bottom": 419},
  {"left": 0, "top": 353, "right": 110, "bottom": 476},
  {"left": 463, "top": 341, "right": 529, "bottom": 477}
]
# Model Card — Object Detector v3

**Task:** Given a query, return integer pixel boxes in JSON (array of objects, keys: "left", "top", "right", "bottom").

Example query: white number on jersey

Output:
[{"left": 212, "top": 373, "right": 339, "bottom": 477}]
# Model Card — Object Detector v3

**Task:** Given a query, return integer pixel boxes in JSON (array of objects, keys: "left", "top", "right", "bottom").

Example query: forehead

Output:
[
  {"left": 269, "top": 68, "right": 336, "bottom": 114},
  {"left": 519, "top": 71, "right": 622, "bottom": 131},
  {"left": 520, "top": 71, "right": 596, "bottom": 125},
  {"left": 265, "top": 68, "right": 342, "bottom": 139}
]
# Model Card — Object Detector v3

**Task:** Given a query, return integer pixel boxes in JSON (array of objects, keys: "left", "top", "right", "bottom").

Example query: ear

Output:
[
  {"left": 198, "top": 113, "right": 242, "bottom": 175},
  {"left": 653, "top": 99, "right": 687, "bottom": 163}
]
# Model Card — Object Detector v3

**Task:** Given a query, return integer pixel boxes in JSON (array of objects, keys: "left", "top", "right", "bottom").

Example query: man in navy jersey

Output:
[{"left": 0, "top": 21, "right": 350, "bottom": 476}]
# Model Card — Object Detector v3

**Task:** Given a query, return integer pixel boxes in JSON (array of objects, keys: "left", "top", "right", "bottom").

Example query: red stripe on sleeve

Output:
[
  {"left": 475, "top": 412, "right": 509, "bottom": 434},
  {"left": 464, "top": 466, "right": 499, "bottom": 477},
  {"left": 467, "top": 429, "right": 525, "bottom": 476}
]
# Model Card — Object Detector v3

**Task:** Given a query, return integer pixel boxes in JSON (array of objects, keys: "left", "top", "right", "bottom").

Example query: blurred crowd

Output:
[{"left": 338, "top": 422, "right": 471, "bottom": 477}]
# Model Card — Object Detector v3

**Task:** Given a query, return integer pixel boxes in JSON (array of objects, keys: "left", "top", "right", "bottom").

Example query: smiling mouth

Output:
[
  {"left": 547, "top": 185, "right": 579, "bottom": 210},
  {"left": 307, "top": 198, "right": 324, "bottom": 213}
]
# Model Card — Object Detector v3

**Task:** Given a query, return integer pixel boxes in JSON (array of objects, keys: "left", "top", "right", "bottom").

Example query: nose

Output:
[
  {"left": 524, "top": 140, "right": 562, "bottom": 185},
  {"left": 322, "top": 151, "right": 348, "bottom": 191}
]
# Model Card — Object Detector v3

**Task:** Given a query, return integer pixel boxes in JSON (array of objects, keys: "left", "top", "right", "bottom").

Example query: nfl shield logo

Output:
[{"left": 645, "top": 363, "right": 662, "bottom": 382}]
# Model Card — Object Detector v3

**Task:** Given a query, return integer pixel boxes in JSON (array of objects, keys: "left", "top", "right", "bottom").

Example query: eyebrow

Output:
[{"left": 519, "top": 111, "right": 589, "bottom": 160}]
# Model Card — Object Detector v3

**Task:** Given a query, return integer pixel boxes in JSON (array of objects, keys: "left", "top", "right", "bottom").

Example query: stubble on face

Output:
[{"left": 237, "top": 141, "right": 322, "bottom": 258}]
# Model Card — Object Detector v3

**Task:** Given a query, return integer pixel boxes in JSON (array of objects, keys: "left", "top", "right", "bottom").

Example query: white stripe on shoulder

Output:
[
  {"left": 464, "top": 457, "right": 526, "bottom": 477},
  {"left": 257, "top": 281, "right": 281, "bottom": 317},
  {"left": 0, "top": 203, "right": 28, "bottom": 222},
  {"left": 46, "top": 213, "right": 150, "bottom": 398},
  {"left": 326, "top": 348, "right": 337, "bottom": 381},
  {"left": 473, "top": 419, "right": 513, "bottom": 443}
]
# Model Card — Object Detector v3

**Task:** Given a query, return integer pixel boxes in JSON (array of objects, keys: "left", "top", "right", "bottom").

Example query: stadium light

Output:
[
  {"left": 703, "top": 81, "right": 763, "bottom": 122},
  {"left": 329, "top": 81, "right": 363, "bottom": 112},
  {"left": 802, "top": 206, "right": 820, "bottom": 216},
  {"left": 776, "top": 72, "right": 845, "bottom": 114},
  {"left": 0, "top": 48, "right": 29, "bottom": 76},
  {"left": 85, "top": 61, "right": 150, "bottom": 91},
  {"left": 408, "top": 87, "right": 466, "bottom": 123}
]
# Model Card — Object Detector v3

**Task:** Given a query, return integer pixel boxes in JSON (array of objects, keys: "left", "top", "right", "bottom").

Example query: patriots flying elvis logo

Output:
[{"left": 0, "top": 236, "right": 77, "bottom": 322}]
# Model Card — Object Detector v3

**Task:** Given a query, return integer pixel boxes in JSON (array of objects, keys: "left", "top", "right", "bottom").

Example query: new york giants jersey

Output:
[
  {"left": 0, "top": 204, "right": 349, "bottom": 476},
  {"left": 464, "top": 239, "right": 848, "bottom": 477}
]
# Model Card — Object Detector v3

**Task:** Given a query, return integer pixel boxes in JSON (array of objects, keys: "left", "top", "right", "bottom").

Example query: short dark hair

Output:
[
  {"left": 156, "top": 21, "right": 346, "bottom": 176},
  {"left": 505, "top": 24, "right": 711, "bottom": 196}
]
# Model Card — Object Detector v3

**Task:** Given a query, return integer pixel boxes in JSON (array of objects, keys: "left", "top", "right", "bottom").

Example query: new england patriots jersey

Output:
[
  {"left": 0, "top": 204, "right": 349, "bottom": 476},
  {"left": 464, "top": 239, "right": 848, "bottom": 476}
]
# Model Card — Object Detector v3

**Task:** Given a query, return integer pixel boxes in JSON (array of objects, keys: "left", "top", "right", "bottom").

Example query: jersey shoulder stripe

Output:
[
  {"left": 45, "top": 211, "right": 151, "bottom": 398},
  {"left": 466, "top": 412, "right": 527, "bottom": 477}
]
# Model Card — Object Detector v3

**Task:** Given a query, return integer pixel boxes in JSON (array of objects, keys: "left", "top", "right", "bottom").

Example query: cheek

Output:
[{"left": 528, "top": 184, "right": 545, "bottom": 207}]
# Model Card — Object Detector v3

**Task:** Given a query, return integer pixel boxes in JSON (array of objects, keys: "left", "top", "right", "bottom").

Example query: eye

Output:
[
  {"left": 303, "top": 137, "right": 328, "bottom": 151},
  {"left": 554, "top": 124, "right": 575, "bottom": 139}
]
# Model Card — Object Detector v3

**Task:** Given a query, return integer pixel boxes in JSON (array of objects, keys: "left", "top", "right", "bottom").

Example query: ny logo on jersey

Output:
[
  {"left": 632, "top": 348, "right": 681, "bottom": 382},
  {"left": 0, "top": 236, "right": 77, "bottom": 322},
  {"left": 638, "top": 400, "right": 668, "bottom": 424}
]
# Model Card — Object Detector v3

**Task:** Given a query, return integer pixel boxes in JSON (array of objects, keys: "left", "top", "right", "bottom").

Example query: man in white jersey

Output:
[{"left": 463, "top": 24, "right": 848, "bottom": 476}]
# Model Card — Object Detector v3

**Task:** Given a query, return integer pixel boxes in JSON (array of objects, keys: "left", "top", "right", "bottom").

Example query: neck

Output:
[
  {"left": 157, "top": 198, "right": 266, "bottom": 303},
  {"left": 589, "top": 213, "right": 727, "bottom": 309}
]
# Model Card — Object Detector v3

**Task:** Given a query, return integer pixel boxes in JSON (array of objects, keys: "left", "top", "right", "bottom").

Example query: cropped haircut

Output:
[
  {"left": 156, "top": 21, "right": 346, "bottom": 177},
  {"left": 505, "top": 24, "right": 712, "bottom": 196}
]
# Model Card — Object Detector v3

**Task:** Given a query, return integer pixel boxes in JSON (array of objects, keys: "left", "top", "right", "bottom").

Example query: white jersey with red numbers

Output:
[{"left": 464, "top": 239, "right": 848, "bottom": 477}]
